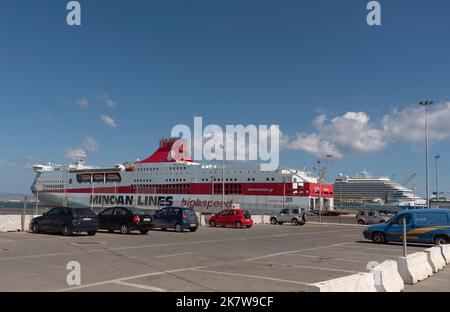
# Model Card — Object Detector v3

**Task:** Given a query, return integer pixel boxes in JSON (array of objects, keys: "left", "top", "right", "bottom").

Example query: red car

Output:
[{"left": 209, "top": 209, "right": 253, "bottom": 228}]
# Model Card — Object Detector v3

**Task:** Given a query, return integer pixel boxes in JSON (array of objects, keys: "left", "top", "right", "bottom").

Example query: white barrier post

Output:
[
  {"left": 425, "top": 246, "right": 446, "bottom": 272},
  {"left": 439, "top": 245, "right": 450, "bottom": 265},
  {"left": 397, "top": 252, "right": 433, "bottom": 285},
  {"left": 306, "top": 273, "right": 377, "bottom": 292},
  {"left": 370, "top": 260, "right": 404, "bottom": 292}
]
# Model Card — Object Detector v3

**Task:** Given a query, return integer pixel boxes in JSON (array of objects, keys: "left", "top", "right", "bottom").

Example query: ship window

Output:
[
  {"left": 77, "top": 174, "right": 92, "bottom": 183},
  {"left": 106, "top": 173, "right": 121, "bottom": 183}
]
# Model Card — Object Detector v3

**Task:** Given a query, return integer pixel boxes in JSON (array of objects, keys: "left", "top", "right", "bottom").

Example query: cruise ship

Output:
[
  {"left": 334, "top": 171, "right": 425, "bottom": 207},
  {"left": 31, "top": 138, "right": 334, "bottom": 212}
]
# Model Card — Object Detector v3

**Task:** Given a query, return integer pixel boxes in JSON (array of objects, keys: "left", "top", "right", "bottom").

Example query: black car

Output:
[
  {"left": 30, "top": 207, "right": 98, "bottom": 236},
  {"left": 152, "top": 206, "right": 198, "bottom": 232},
  {"left": 97, "top": 206, "right": 153, "bottom": 234}
]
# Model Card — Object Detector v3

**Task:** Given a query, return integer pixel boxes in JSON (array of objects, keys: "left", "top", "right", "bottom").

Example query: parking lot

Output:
[{"left": 0, "top": 223, "right": 446, "bottom": 292}]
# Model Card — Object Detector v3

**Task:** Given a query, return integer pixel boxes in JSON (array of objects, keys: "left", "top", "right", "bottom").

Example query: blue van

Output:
[{"left": 363, "top": 209, "right": 450, "bottom": 245}]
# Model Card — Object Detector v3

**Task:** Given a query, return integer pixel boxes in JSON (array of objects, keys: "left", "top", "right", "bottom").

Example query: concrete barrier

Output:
[
  {"left": 306, "top": 273, "right": 377, "bottom": 292},
  {"left": 370, "top": 260, "right": 404, "bottom": 292},
  {"left": 425, "top": 247, "right": 446, "bottom": 272},
  {"left": 439, "top": 245, "right": 450, "bottom": 265},
  {"left": 0, "top": 215, "right": 37, "bottom": 232},
  {"left": 397, "top": 252, "right": 433, "bottom": 285}
]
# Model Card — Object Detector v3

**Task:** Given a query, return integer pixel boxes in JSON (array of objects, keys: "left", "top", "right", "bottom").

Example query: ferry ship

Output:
[{"left": 31, "top": 138, "right": 334, "bottom": 212}]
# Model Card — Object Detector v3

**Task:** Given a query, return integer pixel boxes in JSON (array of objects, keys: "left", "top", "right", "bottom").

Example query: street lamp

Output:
[
  {"left": 317, "top": 160, "right": 322, "bottom": 223},
  {"left": 419, "top": 100, "right": 433, "bottom": 208},
  {"left": 339, "top": 173, "right": 343, "bottom": 224},
  {"left": 326, "top": 154, "right": 333, "bottom": 183},
  {"left": 435, "top": 155, "right": 440, "bottom": 204},
  {"left": 219, "top": 144, "right": 225, "bottom": 210}
]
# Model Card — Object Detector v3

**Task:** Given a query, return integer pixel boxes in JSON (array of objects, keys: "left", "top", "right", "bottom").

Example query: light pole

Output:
[
  {"left": 435, "top": 155, "right": 440, "bottom": 204},
  {"left": 219, "top": 144, "right": 225, "bottom": 210},
  {"left": 317, "top": 160, "right": 322, "bottom": 223},
  {"left": 339, "top": 173, "right": 343, "bottom": 224},
  {"left": 210, "top": 175, "right": 215, "bottom": 213},
  {"left": 326, "top": 154, "right": 333, "bottom": 183},
  {"left": 419, "top": 100, "right": 433, "bottom": 208}
]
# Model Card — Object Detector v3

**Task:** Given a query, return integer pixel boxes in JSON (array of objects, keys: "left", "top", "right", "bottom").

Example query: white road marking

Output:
[
  {"left": 55, "top": 265, "right": 208, "bottom": 292},
  {"left": 191, "top": 268, "right": 310, "bottom": 286},
  {"left": 244, "top": 242, "right": 353, "bottom": 261},
  {"left": 343, "top": 243, "right": 425, "bottom": 253},
  {"left": 285, "top": 253, "right": 369, "bottom": 263},
  {"left": 156, "top": 252, "right": 194, "bottom": 258},
  {"left": 113, "top": 281, "right": 167, "bottom": 292},
  {"left": 250, "top": 261, "right": 359, "bottom": 274},
  {"left": 54, "top": 240, "right": 355, "bottom": 292}
]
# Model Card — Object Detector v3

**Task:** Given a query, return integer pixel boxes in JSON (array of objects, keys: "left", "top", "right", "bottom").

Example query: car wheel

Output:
[
  {"left": 175, "top": 224, "right": 183, "bottom": 232},
  {"left": 372, "top": 232, "right": 385, "bottom": 244},
  {"left": 434, "top": 235, "right": 449, "bottom": 245},
  {"left": 140, "top": 230, "right": 149, "bottom": 235},
  {"left": 291, "top": 218, "right": 300, "bottom": 226},
  {"left": 120, "top": 224, "right": 130, "bottom": 234},
  {"left": 87, "top": 231, "right": 96, "bottom": 236},
  {"left": 270, "top": 218, "right": 278, "bottom": 225},
  {"left": 235, "top": 221, "right": 242, "bottom": 229},
  {"left": 209, "top": 220, "right": 216, "bottom": 227},
  {"left": 358, "top": 220, "right": 366, "bottom": 225},
  {"left": 62, "top": 225, "right": 73, "bottom": 236},
  {"left": 30, "top": 222, "right": 40, "bottom": 234},
  {"left": 189, "top": 228, "right": 197, "bottom": 232}
]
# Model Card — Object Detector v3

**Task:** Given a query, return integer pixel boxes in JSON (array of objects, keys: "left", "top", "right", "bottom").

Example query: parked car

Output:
[
  {"left": 209, "top": 209, "right": 253, "bottom": 228},
  {"left": 30, "top": 207, "right": 98, "bottom": 236},
  {"left": 270, "top": 208, "right": 307, "bottom": 226},
  {"left": 356, "top": 210, "right": 390, "bottom": 225},
  {"left": 152, "top": 206, "right": 198, "bottom": 232},
  {"left": 97, "top": 206, "right": 153, "bottom": 234},
  {"left": 363, "top": 209, "right": 450, "bottom": 245}
]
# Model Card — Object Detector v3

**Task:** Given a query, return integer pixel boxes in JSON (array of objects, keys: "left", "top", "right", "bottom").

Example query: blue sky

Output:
[{"left": 1, "top": 0, "right": 450, "bottom": 196}]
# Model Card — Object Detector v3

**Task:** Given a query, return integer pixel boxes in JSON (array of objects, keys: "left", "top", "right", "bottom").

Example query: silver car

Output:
[
  {"left": 356, "top": 210, "right": 390, "bottom": 225},
  {"left": 270, "top": 208, "right": 307, "bottom": 226}
]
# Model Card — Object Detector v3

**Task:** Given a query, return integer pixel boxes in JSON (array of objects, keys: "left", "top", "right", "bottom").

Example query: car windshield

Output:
[
  {"left": 129, "top": 208, "right": 148, "bottom": 215},
  {"left": 243, "top": 210, "right": 251, "bottom": 218},
  {"left": 73, "top": 208, "right": 96, "bottom": 216}
]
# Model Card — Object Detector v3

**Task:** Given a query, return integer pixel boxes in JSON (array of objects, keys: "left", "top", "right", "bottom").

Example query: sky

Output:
[{"left": 1, "top": 0, "right": 450, "bottom": 197}]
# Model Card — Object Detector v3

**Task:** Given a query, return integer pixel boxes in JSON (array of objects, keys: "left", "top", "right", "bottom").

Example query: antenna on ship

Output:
[{"left": 74, "top": 152, "right": 86, "bottom": 166}]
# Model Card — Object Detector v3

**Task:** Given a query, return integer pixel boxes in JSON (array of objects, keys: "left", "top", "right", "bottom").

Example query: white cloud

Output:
[
  {"left": 283, "top": 102, "right": 450, "bottom": 159},
  {"left": 283, "top": 111, "right": 385, "bottom": 159},
  {"left": 99, "top": 93, "right": 117, "bottom": 108},
  {"left": 64, "top": 148, "right": 86, "bottom": 162},
  {"left": 382, "top": 102, "right": 450, "bottom": 143},
  {"left": 100, "top": 115, "right": 117, "bottom": 128},
  {"left": 77, "top": 98, "right": 89, "bottom": 109},
  {"left": 83, "top": 137, "right": 99, "bottom": 152}
]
